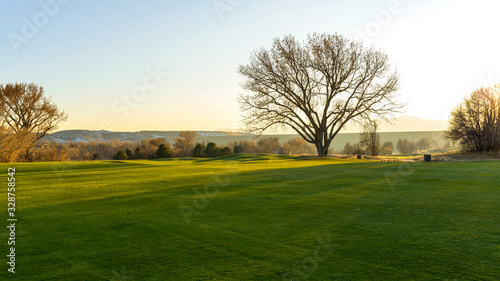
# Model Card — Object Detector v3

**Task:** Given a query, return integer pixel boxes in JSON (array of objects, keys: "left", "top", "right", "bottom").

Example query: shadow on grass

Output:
[
  {"left": 193, "top": 153, "right": 298, "bottom": 163},
  {"left": 21, "top": 159, "right": 401, "bottom": 213},
  {"left": 15, "top": 159, "right": 500, "bottom": 280}
]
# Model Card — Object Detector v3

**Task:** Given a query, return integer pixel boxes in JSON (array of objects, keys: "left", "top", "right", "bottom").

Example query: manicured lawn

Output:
[{"left": 1, "top": 155, "right": 499, "bottom": 280}]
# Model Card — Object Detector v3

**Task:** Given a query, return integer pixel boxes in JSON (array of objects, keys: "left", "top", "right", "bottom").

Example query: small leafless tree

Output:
[
  {"left": 396, "top": 138, "right": 417, "bottom": 154},
  {"left": 282, "top": 137, "right": 315, "bottom": 155},
  {"left": 446, "top": 84, "right": 500, "bottom": 153},
  {"left": 238, "top": 33, "right": 403, "bottom": 157},
  {"left": 231, "top": 140, "right": 258, "bottom": 153},
  {"left": 342, "top": 142, "right": 354, "bottom": 155},
  {"left": 256, "top": 136, "right": 281, "bottom": 154},
  {"left": 417, "top": 138, "right": 437, "bottom": 151},
  {"left": 380, "top": 141, "right": 394, "bottom": 156},
  {"left": 173, "top": 131, "right": 197, "bottom": 157},
  {"left": 359, "top": 120, "right": 381, "bottom": 156},
  {"left": 0, "top": 83, "right": 68, "bottom": 160}
]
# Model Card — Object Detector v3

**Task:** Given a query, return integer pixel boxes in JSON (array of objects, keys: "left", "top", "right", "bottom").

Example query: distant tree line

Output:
[
  {"left": 229, "top": 137, "right": 315, "bottom": 155},
  {"left": 340, "top": 120, "right": 442, "bottom": 156},
  {"left": 343, "top": 137, "right": 445, "bottom": 156},
  {"left": 2, "top": 131, "right": 317, "bottom": 162},
  {"left": 113, "top": 133, "right": 316, "bottom": 160},
  {"left": 3, "top": 125, "right": 451, "bottom": 162}
]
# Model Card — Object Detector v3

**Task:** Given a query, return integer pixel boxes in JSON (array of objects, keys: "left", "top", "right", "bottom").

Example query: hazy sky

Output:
[{"left": 1, "top": 0, "right": 499, "bottom": 132}]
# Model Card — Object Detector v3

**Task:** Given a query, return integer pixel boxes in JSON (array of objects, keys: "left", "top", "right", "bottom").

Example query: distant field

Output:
[{"left": 2, "top": 155, "right": 498, "bottom": 280}]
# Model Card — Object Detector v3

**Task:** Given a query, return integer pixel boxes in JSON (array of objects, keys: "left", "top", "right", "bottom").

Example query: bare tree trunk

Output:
[
  {"left": 316, "top": 144, "right": 329, "bottom": 157},
  {"left": 25, "top": 147, "right": 33, "bottom": 162}
]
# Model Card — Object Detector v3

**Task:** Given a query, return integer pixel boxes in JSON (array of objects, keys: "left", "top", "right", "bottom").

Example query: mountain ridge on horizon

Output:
[
  {"left": 47, "top": 115, "right": 448, "bottom": 144},
  {"left": 54, "top": 115, "right": 448, "bottom": 135}
]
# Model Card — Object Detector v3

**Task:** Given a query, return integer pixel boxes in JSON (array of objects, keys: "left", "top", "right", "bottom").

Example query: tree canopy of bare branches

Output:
[
  {"left": 446, "top": 84, "right": 500, "bottom": 153},
  {"left": 359, "top": 120, "right": 381, "bottom": 156},
  {"left": 0, "top": 83, "right": 68, "bottom": 160},
  {"left": 238, "top": 33, "right": 403, "bottom": 156},
  {"left": 173, "top": 131, "right": 197, "bottom": 157},
  {"left": 282, "top": 137, "right": 315, "bottom": 155}
]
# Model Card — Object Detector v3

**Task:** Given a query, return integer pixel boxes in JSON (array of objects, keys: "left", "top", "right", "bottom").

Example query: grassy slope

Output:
[{"left": 1, "top": 155, "right": 499, "bottom": 280}]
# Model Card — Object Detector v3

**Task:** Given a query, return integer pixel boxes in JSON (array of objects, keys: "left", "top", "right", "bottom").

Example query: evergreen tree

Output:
[{"left": 156, "top": 144, "right": 172, "bottom": 159}]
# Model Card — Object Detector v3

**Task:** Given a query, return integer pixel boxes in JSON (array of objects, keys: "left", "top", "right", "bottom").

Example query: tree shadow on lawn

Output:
[
  {"left": 20, "top": 159, "right": 403, "bottom": 221},
  {"left": 18, "top": 161, "right": 392, "bottom": 276}
]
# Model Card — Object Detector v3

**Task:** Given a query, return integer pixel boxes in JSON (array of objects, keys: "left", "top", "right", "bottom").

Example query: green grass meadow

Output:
[{"left": 1, "top": 155, "right": 499, "bottom": 280}]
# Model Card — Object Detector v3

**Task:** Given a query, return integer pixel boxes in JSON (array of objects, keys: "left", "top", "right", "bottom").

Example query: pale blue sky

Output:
[{"left": 1, "top": 0, "right": 499, "bottom": 131}]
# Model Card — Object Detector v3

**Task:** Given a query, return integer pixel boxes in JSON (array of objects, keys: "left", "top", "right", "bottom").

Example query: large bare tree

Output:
[
  {"left": 0, "top": 83, "right": 68, "bottom": 160},
  {"left": 238, "top": 33, "right": 403, "bottom": 156},
  {"left": 446, "top": 84, "right": 500, "bottom": 153}
]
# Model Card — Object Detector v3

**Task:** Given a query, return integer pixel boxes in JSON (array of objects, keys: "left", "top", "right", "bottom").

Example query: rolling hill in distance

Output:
[
  {"left": 46, "top": 116, "right": 450, "bottom": 152},
  {"left": 344, "top": 115, "right": 448, "bottom": 133}
]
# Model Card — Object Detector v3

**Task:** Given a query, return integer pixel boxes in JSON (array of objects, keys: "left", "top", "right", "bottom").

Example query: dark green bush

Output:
[
  {"left": 221, "top": 147, "right": 232, "bottom": 156},
  {"left": 156, "top": 144, "right": 172, "bottom": 159},
  {"left": 204, "top": 142, "right": 218, "bottom": 157},
  {"left": 192, "top": 143, "right": 205, "bottom": 157},
  {"left": 113, "top": 150, "right": 128, "bottom": 160}
]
